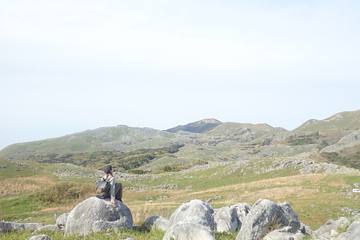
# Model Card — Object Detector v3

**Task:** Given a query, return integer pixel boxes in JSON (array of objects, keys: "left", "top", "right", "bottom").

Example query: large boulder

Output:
[
  {"left": 232, "top": 203, "right": 252, "bottom": 226},
  {"left": 236, "top": 199, "right": 301, "bottom": 240},
  {"left": 213, "top": 203, "right": 251, "bottom": 233},
  {"left": 163, "top": 199, "right": 215, "bottom": 240},
  {"left": 0, "top": 221, "right": 44, "bottom": 233},
  {"left": 143, "top": 216, "right": 169, "bottom": 231},
  {"left": 214, "top": 206, "right": 239, "bottom": 233},
  {"left": 64, "top": 197, "right": 132, "bottom": 235}
]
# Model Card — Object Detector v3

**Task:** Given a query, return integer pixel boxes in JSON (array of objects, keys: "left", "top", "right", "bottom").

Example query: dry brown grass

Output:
[
  {"left": 123, "top": 174, "right": 349, "bottom": 226},
  {"left": 0, "top": 176, "right": 55, "bottom": 197}
]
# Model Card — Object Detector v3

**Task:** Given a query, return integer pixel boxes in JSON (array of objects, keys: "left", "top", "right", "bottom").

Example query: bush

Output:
[{"left": 36, "top": 182, "right": 93, "bottom": 204}]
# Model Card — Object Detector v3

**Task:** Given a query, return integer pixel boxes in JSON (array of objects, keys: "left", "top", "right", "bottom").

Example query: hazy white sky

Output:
[{"left": 1, "top": 0, "right": 360, "bottom": 149}]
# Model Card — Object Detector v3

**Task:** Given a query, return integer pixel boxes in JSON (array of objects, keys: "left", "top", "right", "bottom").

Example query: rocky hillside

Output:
[
  {"left": 1, "top": 110, "right": 360, "bottom": 172},
  {"left": 166, "top": 118, "right": 222, "bottom": 133},
  {"left": 295, "top": 110, "right": 360, "bottom": 133}
]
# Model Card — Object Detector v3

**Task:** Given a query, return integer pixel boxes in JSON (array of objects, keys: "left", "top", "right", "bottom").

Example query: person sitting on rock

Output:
[{"left": 96, "top": 165, "right": 122, "bottom": 206}]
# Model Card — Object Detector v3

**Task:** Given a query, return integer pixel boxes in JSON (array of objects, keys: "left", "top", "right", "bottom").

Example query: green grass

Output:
[
  {"left": 0, "top": 230, "right": 236, "bottom": 240},
  {"left": 0, "top": 160, "right": 42, "bottom": 180},
  {"left": 0, "top": 194, "right": 47, "bottom": 221}
]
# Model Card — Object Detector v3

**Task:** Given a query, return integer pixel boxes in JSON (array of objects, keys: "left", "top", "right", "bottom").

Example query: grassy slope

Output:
[
  {"left": 0, "top": 230, "right": 236, "bottom": 240},
  {"left": 1, "top": 159, "right": 360, "bottom": 231},
  {"left": 295, "top": 110, "right": 360, "bottom": 133},
  {"left": 0, "top": 126, "right": 180, "bottom": 160}
]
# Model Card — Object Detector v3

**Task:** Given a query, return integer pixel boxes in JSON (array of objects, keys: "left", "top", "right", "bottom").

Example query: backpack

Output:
[
  {"left": 96, "top": 179, "right": 122, "bottom": 201},
  {"left": 96, "top": 179, "right": 110, "bottom": 199}
]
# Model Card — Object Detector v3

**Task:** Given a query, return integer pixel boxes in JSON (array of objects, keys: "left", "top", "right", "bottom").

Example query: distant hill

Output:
[
  {"left": 0, "top": 125, "right": 187, "bottom": 161},
  {"left": 320, "top": 129, "right": 360, "bottom": 169},
  {"left": 1, "top": 110, "right": 360, "bottom": 171},
  {"left": 295, "top": 110, "right": 360, "bottom": 133},
  {"left": 166, "top": 118, "right": 222, "bottom": 133}
]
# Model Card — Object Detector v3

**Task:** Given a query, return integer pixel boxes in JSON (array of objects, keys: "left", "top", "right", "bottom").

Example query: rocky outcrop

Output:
[
  {"left": 0, "top": 221, "right": 44, "bottom": 233},
  {"left": 236, "top": 199, "right": 301, "bottom": 240},
  {"left": 321, "top": 130, "right": 360, "bottom": 154},
  {"left": 64, "top": 197, "right": 132, "bottom": 236},
  {"left": 3, "top": 197, "right": 360, "bottom": 240},
  {"left": 143, "top": 216, "right": 169, "bottom": 231},
  {"left": 163, "top": 199, "right": 215, "bottom": 240}
]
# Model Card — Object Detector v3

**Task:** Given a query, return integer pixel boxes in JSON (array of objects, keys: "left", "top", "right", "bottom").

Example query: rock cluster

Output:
[{"left": 1, "top": 197, "right": 360, "bottom": 240}]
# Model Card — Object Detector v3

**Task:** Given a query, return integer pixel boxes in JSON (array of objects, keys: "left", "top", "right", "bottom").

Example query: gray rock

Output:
[
  {"left": 163, "top": 223, "right": 214, "bottom": 240},
  {"left": 55, "top": 213, "right": 69, "bottom": 230},
  {"left": 279, "top": 203, "right": 301, "bottom": 233},
  {"left": 28, "top": 235, "right": 51, "bottom": 240},
  {"left": 64, "top": 197, "right": 132, "bottom": 235},
  {"left": 299, "top": 222, "right": 313, "bottom": 235},
  {"left": 213, "top": 206, "right": 239, "bottom": 233},
  {"left": 336, "top": 220, "right": 360, "bottom": 240},
  {"left": 163, "top": 199, "right": 215, "bottom": 240},
  {"left": 232, "top": 203, "right": 251, "bottom": 225},
  {"left": 143, "top": 216, "right": 169, "bottom": 231},
  {"left": 314, "top": 217, "right": 350, "bottom": 240},
  {"left": 33, "top": 225, "right": 60, "bottom": 234},
  {"left": 92, "top": 217, "right": 133, "bottom": 233},
  {"left": 168, "top": 199, "right": 215, "bottom": 230},
  {"left": 0, "top": 221, "right": 44, "bottom": 233},
  {"left": 263, "top": 227, "right": 305, "bottom": 240},
  {"left": 236, "top": 199, "right": 301, "bottom": 240}
]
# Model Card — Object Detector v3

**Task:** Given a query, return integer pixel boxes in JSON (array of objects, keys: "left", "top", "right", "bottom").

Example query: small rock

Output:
[
  {"left": 28, "top": 235, "right": 51, "bottom": 240},
  {"left": 143, "top": 216, "right": 169, "bottom": 231},
  {"left": 33, "top": 225, "right": 59, "bottom": 234},
  {"left": 55, "top": 213, "right": 68, "bottom": 230}
]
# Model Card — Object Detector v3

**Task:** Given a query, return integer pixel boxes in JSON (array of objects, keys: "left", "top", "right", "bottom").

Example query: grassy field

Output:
[
  {"left": 1, "top": 158, "right": 360, "bottom": 239},
  {"left": 0, "top": 230, "right": 237, "bottom": 240}
]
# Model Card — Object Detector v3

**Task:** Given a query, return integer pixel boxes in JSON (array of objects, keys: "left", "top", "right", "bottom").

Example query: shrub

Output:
[{"left": 36, "top": 182, "right": 93, "bottom": 204}]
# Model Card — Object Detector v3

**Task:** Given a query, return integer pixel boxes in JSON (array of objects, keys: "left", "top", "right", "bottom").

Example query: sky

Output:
[{"left": 1, "top": 0, "right": 360, "bottom": 149}]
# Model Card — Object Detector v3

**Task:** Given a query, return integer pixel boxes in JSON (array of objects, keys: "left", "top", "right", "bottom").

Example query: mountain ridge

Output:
[{"left": 1, "top": 109, "right": 360, "bottom": 172}]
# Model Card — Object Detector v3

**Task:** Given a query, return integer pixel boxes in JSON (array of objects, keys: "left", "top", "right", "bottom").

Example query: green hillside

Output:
[
  {"left": 295, "top": 110, "right": 360, "bottom": 133},
  {"left": 1, "top": 110, "right": 360, "bottom": 172},
  {"left": 0, "top": 125, "right": 187, "bottom": 161},
  {"left": 166, "top": 118, "right": 222, "bottom": 133}
]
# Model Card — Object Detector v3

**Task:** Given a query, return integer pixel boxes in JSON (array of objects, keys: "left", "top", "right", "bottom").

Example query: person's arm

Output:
[{"left": 109, "top": 176, "right": 116, "bottom": 204}]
